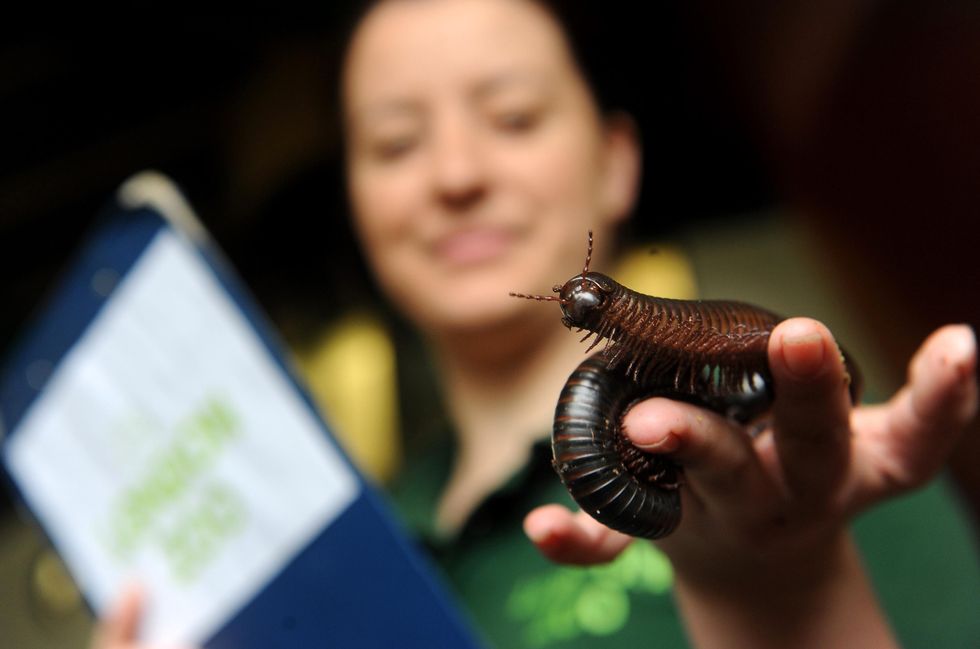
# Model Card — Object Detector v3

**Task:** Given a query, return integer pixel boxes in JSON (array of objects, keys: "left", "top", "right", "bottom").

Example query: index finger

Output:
[{"left": 850, "top": 324, "right": 978, "bottom": 501}]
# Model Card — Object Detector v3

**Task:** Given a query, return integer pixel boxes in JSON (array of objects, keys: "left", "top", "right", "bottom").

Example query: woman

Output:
[{"left": 96, "top": 1, "right": 978, "bottom": 647}]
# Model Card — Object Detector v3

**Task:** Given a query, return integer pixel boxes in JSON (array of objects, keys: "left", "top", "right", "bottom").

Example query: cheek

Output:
[
  {"left": 500, "top": 124, "right": 605, "bottom": 219},
  {"left": 348, "top": 164, "right": 435, "bottom": 309},
  {"left": 348, "top": 163, "right": 423, "bottom": 245}
]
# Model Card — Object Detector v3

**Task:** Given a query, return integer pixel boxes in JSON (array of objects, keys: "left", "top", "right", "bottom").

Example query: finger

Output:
[
  {"left": 768, "top": 318, "right": 853, "bottom": 503},
  {"left": 852, "top": 324, "right": 978, "bottom": 499},
  {"left": 903, "top": 324, "right": 978, "bottom": 430},
  {"left": 92, "top": 582, "right": 143, "bottom": 649},
  {"left": 524, "top": 504, "right": 632, "bottom": 565},
  {"left": 621, "top": 397, "right": 770, "bottom": 513}
]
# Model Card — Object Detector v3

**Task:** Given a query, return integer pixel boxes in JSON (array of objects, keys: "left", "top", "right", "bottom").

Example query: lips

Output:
[{"left": 430, "top": 227, "right": 517, "bottom": 267}]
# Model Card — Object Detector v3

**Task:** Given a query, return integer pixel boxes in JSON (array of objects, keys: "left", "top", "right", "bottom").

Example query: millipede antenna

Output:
[
  {"left": 581, "top": 229, "right": 593, "bottom": 289},
  {"left": 509, "top": 292, "right": 561, "bottom": 302}
]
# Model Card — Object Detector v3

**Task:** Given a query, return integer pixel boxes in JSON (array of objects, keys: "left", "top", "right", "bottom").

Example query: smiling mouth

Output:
[{"left": 432, "top": 228, "right": 516, "bottom": 267}]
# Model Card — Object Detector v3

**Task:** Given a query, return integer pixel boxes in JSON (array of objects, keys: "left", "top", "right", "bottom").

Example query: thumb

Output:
[{"left": 91, "top": 581, "right": 143, "bottom": 648}]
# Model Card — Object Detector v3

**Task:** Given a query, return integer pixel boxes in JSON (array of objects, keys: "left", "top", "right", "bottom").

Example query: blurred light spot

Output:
[
  {"left": 91, "top": 267, "right": 120, "bottom": 297},
  {"left": 614, "top": 243, "right": 698, "bottom": 299},
  {"left": 25, "top": 359, "right": 53, "bottom": 390},
  {"left": 296, "top": 312, "right": 399, "bottom": 483},
  {"left": 575, "top": 582, "right": 629, "bottom": 636},
  {"left": 31, "top": 550, "right": 81, "bottom": 616}
]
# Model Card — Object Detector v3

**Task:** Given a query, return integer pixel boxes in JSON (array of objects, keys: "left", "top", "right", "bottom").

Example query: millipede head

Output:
[
  {"left": 555, "top": 273, "right": 615, "bottom": 329},
  {"left": 510, "top": 229, "right": 617, "bottom": 330}
]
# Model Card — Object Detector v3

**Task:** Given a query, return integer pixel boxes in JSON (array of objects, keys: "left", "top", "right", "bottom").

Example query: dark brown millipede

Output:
[{"left": 511, "top": 231, "right": 862, "bottom": 539}]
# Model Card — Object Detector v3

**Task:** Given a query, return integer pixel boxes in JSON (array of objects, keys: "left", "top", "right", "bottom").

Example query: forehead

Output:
[{"left": 343, "top": 0, "right": 579, "bottom": 107}]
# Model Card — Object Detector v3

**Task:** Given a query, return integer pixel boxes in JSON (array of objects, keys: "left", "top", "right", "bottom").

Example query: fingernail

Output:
[
  {"left": 781, "top": 330, "right": 826, "bottom": 378},
  {"left": 525, "top": 523, "right": 548, "bottom": 544},
  {"left": 623, "top": 400, "right": 684, "bottom": 452},
  {"left": 945, "top": 324, "right": 977, "bottom": 379},
  {"left": 633, "top": 432, "right": 680, "bottom": 453},
  {"left": 952, "top": 323, "right": 976, "bottom": 354},
  {"left": 524, "top": 519, "right": 556, "bottom": 547}
]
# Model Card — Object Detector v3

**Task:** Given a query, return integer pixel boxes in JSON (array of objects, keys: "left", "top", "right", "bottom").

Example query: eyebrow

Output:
[
  {"left": 472, "top": 70, "right": 551, "bottom": 100},
  {"left": 347, "top": 99, "right": 422, "bottom": 129},
  {"left": 347, "top": 69, "right": 554, "bottom": 128}
]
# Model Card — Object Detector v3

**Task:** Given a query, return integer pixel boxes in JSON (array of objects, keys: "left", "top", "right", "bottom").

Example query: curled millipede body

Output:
[{"left": 511, "top": 232, "right": 862, "bottom": 539}]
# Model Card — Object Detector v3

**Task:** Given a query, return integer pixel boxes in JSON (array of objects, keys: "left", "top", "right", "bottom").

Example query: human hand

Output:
[
  {"left": 89, "top": 583, "right": 195, "bottom": 649},
  {"left": 524, "top": 319, "right": 976, "bottom": 647},
  {"left": 524, "top": 319, "right": 978, "bottom": 577}
]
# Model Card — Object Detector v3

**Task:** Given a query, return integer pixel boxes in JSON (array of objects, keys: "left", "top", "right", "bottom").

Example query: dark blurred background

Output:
[
  {"left": 1, "top": 2, "right": 978, "bottom": 646},
  {"left": 3, "top": 1, "right": 979, "bottom": 372},
  {"left": 0, "top": 3, "right": 782, "bottom": 356}
]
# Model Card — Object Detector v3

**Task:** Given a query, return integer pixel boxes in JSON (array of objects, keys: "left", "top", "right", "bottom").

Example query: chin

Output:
[
  {"left": 432, "top": 299, "right": 513, "bottom": 330},
  {"left": 410, "top": 291, "right": 533, "bottom": 339},
  {"left": 384, "top": 257, "right": 559, "bottom": 333}
]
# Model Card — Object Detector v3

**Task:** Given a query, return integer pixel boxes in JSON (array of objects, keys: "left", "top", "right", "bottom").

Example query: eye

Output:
[
  {"left": 371, "top": 134, "right": 420, "bottom": 161},
  {"left": 493, "top": 109, "right": 539, "bottom": 134}
]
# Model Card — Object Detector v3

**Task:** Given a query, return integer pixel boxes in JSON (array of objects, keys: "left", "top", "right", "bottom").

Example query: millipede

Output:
[{"left": 511, "top": 231, "right": 862, "bottom": 539}]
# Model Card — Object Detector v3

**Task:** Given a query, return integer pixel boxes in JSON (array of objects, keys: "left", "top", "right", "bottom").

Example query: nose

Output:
[{"left": 429, "top": 116, "right": 487, "bottom": 211}]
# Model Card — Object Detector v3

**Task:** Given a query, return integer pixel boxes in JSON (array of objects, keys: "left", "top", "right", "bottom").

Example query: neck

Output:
[
  {"left": 435, "top": 317, "right": 583, "bottom": 443},
  {"left": 428, "top": 314, "right": 589, "bottom": 533}
]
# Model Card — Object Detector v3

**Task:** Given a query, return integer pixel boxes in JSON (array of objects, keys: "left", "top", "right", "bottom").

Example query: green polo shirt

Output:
[
  {"left": 389, "top": 432, "right": 689, "bottom": 649},
  {"left": 388, "top": 426, "right": 980, "bottom": 649}
]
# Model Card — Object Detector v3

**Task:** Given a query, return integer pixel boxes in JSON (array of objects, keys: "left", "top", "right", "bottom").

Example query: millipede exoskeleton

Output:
[{"left": 511, "top": 231, "right": 862, "bottom": 539}]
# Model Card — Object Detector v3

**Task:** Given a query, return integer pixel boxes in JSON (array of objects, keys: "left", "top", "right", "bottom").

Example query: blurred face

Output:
[{"left": 343, "top": 0, "right": 637, "bottom": 337}]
